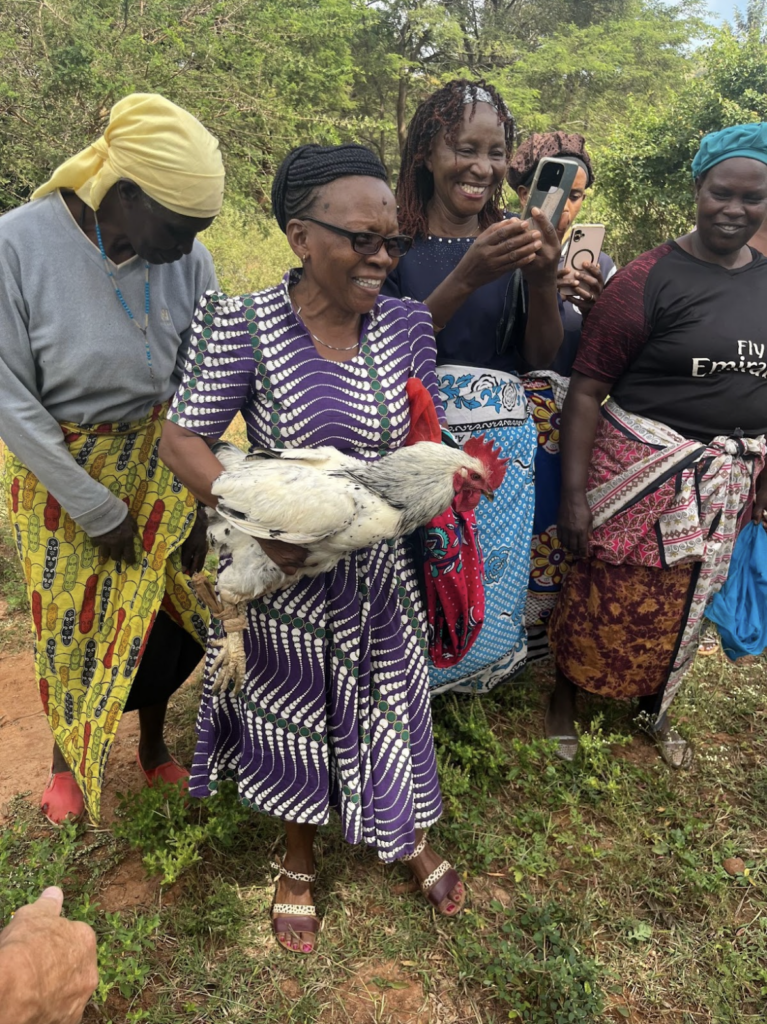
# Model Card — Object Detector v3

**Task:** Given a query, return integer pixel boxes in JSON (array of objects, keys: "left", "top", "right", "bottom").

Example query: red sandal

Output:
[
  {"left": 40, "top": 769, "right": 85, "bottom": 826},
  {"left": 136, "top": 751, "right": 190, "bottom": 790}
]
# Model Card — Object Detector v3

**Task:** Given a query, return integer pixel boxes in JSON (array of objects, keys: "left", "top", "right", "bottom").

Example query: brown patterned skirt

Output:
[{"left": 548, "top": 557, "right": 697, "bottom": 699}]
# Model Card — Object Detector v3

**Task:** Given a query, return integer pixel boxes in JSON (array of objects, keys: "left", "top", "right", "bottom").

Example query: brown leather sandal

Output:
[
  {"left": 270, "top": 859, "right": 320, "bottom": 954},
  {"left": 402, "top": 835, "right": 465, "bottom": 917}
]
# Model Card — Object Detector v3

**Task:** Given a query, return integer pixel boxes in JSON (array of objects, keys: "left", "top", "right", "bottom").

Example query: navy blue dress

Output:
[
  {"left": 384, "top": 234, "right": 522, "bottom": 372},
  {"left": 385, "top": 235, "right": 615, "bottom": 376}
]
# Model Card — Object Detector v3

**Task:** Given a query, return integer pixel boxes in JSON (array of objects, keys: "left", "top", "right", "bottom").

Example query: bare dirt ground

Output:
[
  {"left": 0, "top": 648, "right": 148, "bottom": 826},
  {"left": 0, "top": 643, "right": 182, "bottom": 916}
]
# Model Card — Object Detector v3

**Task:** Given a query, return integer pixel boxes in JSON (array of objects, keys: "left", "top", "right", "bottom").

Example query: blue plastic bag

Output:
[{"left": 705, "top": 521, "right": 767, "bottom": 661}]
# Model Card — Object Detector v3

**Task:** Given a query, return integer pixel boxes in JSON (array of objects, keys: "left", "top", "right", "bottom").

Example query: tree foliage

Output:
[
  {"left": 596, "top": 27, "right": 767, "bottom": 263},
  {"left": 0, "top": 0, "right": 366, "bottom": 208},
  {"left": 0, "top": 0, "right": 763, "bottom": 268}
]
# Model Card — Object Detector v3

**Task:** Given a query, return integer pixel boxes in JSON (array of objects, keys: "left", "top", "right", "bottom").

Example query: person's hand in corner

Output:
[{"left": 0, "top": 886, "right": 98, "bottom": 1024}]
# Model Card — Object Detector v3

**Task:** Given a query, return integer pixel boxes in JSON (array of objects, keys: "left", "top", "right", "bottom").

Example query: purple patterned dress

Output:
[{"left": 168, "top": 272, "right": 445, "bottom": 862}]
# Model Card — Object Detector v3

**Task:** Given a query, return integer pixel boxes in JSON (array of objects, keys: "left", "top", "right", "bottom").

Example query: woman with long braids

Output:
[
  {"left": 385, "top": 79, "right": 563, "bottom": 694},
  {"left": 160, "top": 143, "right": 466, "bottom": 955}
]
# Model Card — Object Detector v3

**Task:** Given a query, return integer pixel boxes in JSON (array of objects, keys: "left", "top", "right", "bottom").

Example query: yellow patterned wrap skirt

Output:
[{"left": 3, "top": 405, "right": 209, "bottom": 821}]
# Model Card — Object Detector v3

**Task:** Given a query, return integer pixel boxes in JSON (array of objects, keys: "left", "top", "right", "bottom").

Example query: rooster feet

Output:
[
  {"left": 209, "top": 618, "right": 248, "bottom": 696},
  {"left": 190, "top": 576, "right": 249, "bottom": 697},
  {"left": 210, "top": 633, "right": 247, "bottom": 697}
]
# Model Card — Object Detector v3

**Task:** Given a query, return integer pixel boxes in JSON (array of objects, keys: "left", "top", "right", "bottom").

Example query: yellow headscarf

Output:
[{"left": 31, "top": 93, "right": 225, "bottom": 218}]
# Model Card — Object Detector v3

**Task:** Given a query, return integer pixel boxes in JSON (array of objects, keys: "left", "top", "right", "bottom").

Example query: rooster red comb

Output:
[{"left": 463, "top": 434, "right": 508, "bottom": 490}]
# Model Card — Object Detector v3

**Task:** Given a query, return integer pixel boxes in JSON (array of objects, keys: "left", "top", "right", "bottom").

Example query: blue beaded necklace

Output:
[{"left": 93, "top": 211, "right": 154, "bottom": 382}]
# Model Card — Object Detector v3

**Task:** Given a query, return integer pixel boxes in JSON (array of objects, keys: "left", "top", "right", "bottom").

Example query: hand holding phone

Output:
[
  {"left": 559, "top": 224, "right": 605, "bottom": 300},
  {"left": 521, "top": 157, "right": 581, "bottom": 230}
]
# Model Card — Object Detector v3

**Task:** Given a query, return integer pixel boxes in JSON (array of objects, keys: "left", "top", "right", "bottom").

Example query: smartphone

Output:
[
  {"left": 520, "top": 157, "right": 580, "bottom": 228},
  {"left": 560, "top": 224, "right": 605, "bottom": 297}
]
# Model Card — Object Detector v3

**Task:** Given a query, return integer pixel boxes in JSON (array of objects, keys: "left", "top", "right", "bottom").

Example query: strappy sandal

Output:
[
  {"left": 697, "top": 630, "right": 720, "bottom": 657},
  {"left": 401, "top": 835, "right": 464, "bottom": 917},
  {"left": 270, "top": 859, "right": 320, "bottom": 955}
]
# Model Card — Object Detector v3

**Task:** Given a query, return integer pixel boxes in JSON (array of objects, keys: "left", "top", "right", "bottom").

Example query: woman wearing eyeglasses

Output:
[
  {"left": 159, "top": 144, "right": 465, "bottom": 955},
  {"left": 385, "top": 80, "right": 562, "bottom": 695}
]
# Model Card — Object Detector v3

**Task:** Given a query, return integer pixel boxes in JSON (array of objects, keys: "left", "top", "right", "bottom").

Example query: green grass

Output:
[
  {"left": 0, "top": 496, "right": 31, "bottom": 655},
  {"left": 3, "top": 643, "right": 767, "bottom": 1022},
  {"left": 2, "top": 420, "right": 766, "bottom": 1022}
]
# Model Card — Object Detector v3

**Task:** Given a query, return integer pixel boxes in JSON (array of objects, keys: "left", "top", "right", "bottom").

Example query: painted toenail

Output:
[{"left": 302, "top": 943, "right": 312, "bottom": 953}]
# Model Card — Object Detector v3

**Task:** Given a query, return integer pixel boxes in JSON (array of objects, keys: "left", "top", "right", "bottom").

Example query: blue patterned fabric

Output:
[
  {"left": 521, "top": 373, "right": 571, "bottom": 661},
  {"left": 429, "top": 365, "right": 536, "bottom": 694}
]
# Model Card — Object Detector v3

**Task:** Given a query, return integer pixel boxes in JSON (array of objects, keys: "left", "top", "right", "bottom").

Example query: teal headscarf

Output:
[{"left": 692, "top": 123, "right": 767, "bottom": 179}]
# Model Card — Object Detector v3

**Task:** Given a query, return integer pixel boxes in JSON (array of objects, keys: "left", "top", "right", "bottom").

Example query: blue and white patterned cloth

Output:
[{"left": 430, "top": 364, "right": 536, "bottom": 694}]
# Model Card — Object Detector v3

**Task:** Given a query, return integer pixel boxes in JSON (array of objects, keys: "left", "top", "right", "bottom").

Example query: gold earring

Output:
[{"left": 301, "top": 253, "right": 309, "bottom": 263}]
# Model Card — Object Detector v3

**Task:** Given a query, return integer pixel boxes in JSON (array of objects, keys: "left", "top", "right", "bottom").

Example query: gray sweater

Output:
[{"left": 0, "top": 192, "right": 217, "bottom": 535}]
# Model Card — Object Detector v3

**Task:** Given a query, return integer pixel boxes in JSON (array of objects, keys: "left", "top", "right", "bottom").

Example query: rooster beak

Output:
[{"left": 482, "top": 488, "right": 495, "bottom": 502}]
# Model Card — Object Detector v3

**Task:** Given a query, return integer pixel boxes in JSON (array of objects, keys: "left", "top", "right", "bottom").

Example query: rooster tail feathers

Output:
[
  {"left": 244, "top": 448, "right": 285, "bottom": 461},
  {"left": 462, "top": 433, "right": 509, "bottom": 490}
]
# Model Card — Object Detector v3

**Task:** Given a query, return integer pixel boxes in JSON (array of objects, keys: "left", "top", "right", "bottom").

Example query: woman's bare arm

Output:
[
  {"left": 424, "top": 218, "right": 541, "bottom": 330},
  {"left": 518, "top": 209, "right": 564, "bottom": 369},
  {"left": 557, "top": 371, "right": 611, "bottom": 557},
  {"left": 159, "top": 421, "right": 223, "bottom": 507}
]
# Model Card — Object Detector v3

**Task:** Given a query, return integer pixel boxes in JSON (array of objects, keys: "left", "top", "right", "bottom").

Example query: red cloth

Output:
[
  {"left": 423, "top": 506, "right": 484, "bottom": 667},
  {"left": 403, "top": 377, "right": 485, "bottom": 666},
  {"left": 405, "top": 377, "right": 442, "bottom": 445}
]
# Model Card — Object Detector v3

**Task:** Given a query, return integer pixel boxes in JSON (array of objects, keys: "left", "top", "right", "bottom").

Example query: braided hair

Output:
[
  {"left": 271, "top": 143, "right": 388, "bottom": 233},
  {"left": 396, "top": 79, "right": 515, "bottom": 240}
]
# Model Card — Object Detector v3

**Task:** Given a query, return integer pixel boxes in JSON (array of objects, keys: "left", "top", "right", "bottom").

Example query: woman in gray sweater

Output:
[{"left": 0, "top": 93, "right": 224, "bottom": 824}]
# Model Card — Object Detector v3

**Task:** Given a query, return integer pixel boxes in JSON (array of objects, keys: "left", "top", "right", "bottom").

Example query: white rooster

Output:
[{"left": 193, "top": 436, "right": 507, "bottom": 694}]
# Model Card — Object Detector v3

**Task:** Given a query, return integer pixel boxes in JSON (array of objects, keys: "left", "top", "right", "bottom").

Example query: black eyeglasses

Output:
[{"left": 303, "top": 217, "right": 413, "bottom": 258}]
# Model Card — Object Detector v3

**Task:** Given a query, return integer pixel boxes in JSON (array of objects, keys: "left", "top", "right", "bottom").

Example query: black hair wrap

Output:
[{"left": 271, "top": 143, "right": 388, "bottom": 233}]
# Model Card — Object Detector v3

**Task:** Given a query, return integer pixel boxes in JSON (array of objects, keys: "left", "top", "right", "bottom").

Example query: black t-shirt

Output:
[{"left": 574, "top": 241, "right": 767, "bottom": 443}]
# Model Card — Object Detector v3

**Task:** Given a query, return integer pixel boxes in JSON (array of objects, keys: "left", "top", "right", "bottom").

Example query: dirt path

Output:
[{"left": 0, "top": 649, "right": 145, "bottom": 824}]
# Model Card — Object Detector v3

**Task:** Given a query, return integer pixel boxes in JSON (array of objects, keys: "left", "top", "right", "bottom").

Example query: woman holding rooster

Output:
[{"left": 160, "top": 144, "right": 478, "bottom": 954}]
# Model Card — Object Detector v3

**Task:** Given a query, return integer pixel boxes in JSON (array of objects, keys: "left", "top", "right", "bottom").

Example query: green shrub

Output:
[
  {"left": 113, "top": 779, "right": 251, "bottom": 885},
  {"left": 432, "top": 694, "right": 510, "bottom": 792},
  {"left": 454, "top": 898, "right": 605, "bottom": 1023},
  {"left": 201, "top": 206, "right": 294, "bottom": 296}
]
